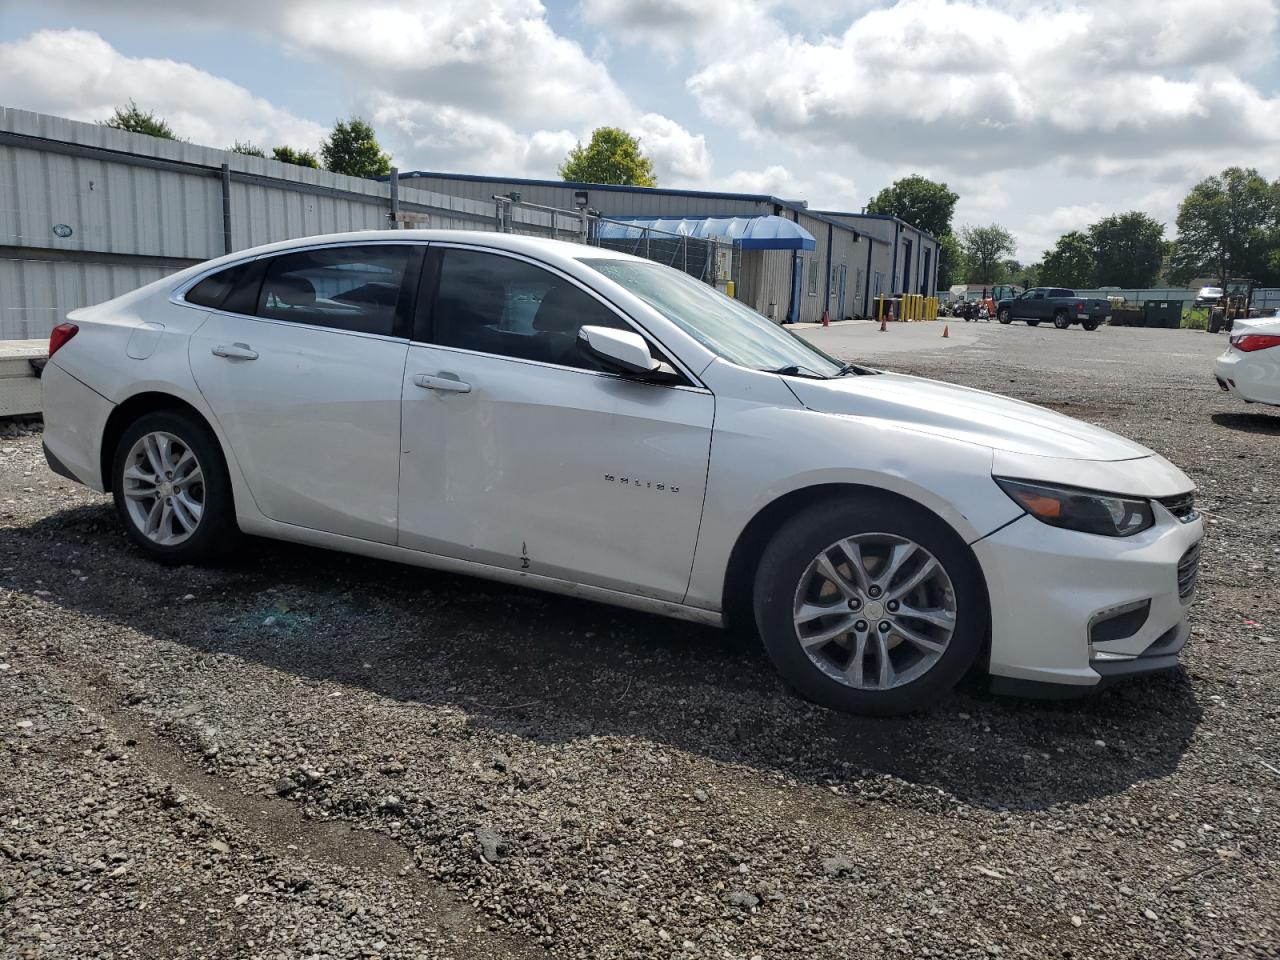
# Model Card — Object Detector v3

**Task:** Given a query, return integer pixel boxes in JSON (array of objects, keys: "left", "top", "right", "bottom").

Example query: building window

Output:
[{"left": 807, "top": 258, "right": 818, "bottom": 296}]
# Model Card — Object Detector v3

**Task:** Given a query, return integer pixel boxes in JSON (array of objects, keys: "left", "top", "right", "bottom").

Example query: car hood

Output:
[{"left": 785, "top": 372, "right": 1154, "bottom": 461}]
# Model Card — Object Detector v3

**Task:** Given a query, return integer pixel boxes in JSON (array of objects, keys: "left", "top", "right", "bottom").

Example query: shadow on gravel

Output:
[
  {"left": 1211, "top": 411, "right": 1280, "bottom": 435},
  {"left": 10, "top": 503, "right": 1203, "bottom": 813}
]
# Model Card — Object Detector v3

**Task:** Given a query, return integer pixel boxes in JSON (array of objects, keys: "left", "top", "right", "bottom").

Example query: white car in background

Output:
[
  {"left": 40, "top": 231, "right": 1203, "bottom": 715},
  {"left": 1215, "top": 310, "right": 1280, "bottom": 407}
]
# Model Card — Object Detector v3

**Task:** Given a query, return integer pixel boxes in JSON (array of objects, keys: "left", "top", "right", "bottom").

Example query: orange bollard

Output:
[{"left": 942, "top": 324, "right": 950, "bottom": 338}]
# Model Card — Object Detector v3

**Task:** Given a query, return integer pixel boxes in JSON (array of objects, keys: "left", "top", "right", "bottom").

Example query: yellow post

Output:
[{"left": 726, "top": 280, "right": 735, "bottom": 299}]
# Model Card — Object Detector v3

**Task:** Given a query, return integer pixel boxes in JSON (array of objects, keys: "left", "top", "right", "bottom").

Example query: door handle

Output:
[
  {"left": 212, "top": 342, "right": 258, "bottom": 360},
  {"left": 413, "top": 373, "right": 471, "bottom": 394}
]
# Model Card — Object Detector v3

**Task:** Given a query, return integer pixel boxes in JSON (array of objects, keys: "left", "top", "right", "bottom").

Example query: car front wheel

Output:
[
  {"left": 997, "top": 308, "right": 1011, "bottom": 324},
  {"left": 111, "top": 409, "right": 239, "bottom": 563},
  {"left": 753, "top": 498, "right": 986, "bottom": 716}
]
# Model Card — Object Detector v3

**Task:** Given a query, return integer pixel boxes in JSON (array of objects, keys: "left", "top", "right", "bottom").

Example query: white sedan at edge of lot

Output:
[
  {"left": 40, "top": 230, "right": 1204, "bottom": 715},
  {"left": 1214, "top": 310, "right": 1280, "bottom": 407}
]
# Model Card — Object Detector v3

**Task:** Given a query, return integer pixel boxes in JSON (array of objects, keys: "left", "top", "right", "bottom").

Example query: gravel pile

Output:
[{"left": 2, "top": 326, "right": 1277, "bottom": 958}]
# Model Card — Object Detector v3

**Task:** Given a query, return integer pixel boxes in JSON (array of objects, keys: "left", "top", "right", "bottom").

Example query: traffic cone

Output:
[
  {"left": 879, "top": 315, "right": 887, "bottom": 332},
  {"left": 822, "top": 309, "right": 830, "bottom": 328},
  {"left": 942, "top": 324, "right": 950, "bottom": 338}
]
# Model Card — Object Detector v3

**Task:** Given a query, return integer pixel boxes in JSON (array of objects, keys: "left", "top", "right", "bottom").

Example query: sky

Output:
[{"left": 2, "top": 0, "right": 1278, "bottom": 261}]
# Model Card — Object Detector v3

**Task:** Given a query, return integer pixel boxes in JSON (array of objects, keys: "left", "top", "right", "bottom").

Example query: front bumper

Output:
[{"left": 973, "top": 508, "right": 1203, "bottom": 691}]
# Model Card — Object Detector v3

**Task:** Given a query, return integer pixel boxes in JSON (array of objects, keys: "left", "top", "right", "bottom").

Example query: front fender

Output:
[{"left": 684, "top": 399, "right": 1020, "bottom": 610}]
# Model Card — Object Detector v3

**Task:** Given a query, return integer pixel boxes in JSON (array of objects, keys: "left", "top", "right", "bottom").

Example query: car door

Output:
[
  {"left": 397, "top": 245, "right": 715, "bottom": 602},
  {"left": 1024, "top": 289, "right": 1047, "bottom": 319},
  {"left": 187, "top": 242, "right": 421, "bottom": 544}
]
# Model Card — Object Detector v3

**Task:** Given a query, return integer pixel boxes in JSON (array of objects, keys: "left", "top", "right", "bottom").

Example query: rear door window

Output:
[{"left": 256, "top": 245, "right": 416, "bottom": 337}]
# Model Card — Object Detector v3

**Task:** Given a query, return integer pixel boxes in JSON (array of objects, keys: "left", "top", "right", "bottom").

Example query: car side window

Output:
[
  {"left": 1031, "top": 290, "right": 1045, "bottom": 300},
  {"left": 256, "top": 245, "right": 413, "bottom": 337},
  {"left": 429, "top": 249, "right": 634, "bottom": 371}
]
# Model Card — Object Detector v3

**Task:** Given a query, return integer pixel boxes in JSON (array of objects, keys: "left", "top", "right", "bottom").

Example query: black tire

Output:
[
  {"left": 1053, "top": 310, "right": 1071, "bottom": 330},
  {"left": 752, "top": 497, "right": 987, "bottom": 716},
  {"left": 997, "top": 308, "right": 1011, "bottom": 324},
  {"left": 111, "top": 409, "right": 240, "bottom": 564},
  {"left": 1082, "top": 319, "right": 1099, "bottom": 331},
  {"left": 1026, "top": 319, "right": 1040, "bottom": 327}
]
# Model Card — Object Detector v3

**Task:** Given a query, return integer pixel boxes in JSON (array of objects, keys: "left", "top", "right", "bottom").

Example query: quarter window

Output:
[
  {"left": 185, "top": 261, "right": 256, "bottom": 310},
  {"left": 256, "top": 245, "right": 412, "bottom": 336},
  {"left": 430, "top": 249, "right": 631, "bottom": 370}
]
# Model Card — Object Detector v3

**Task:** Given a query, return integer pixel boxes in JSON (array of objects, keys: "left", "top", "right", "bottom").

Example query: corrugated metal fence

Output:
[{"left": 0, "top": 107, "right": 567, "bottom": 340}]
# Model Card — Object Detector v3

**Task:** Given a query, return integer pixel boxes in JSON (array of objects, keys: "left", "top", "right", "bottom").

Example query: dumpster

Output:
[
  {"left": 1110, "top": 306, "right": 1143, "bottom": 327},
  {"left": 1143, "top": 300, "right": 1184, "bottom": 329}
]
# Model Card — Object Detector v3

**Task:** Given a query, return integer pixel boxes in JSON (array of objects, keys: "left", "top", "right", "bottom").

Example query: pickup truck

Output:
[{"left": 995, "top": 287, "right": 1109, "bottom": 330}]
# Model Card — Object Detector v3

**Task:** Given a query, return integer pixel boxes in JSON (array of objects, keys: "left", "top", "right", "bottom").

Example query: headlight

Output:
[{"left": 995, "top": 478, "right": 1155, "bottom": 537}]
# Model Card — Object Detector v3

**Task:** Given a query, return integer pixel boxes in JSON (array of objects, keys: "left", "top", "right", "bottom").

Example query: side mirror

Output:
[{"left": 578, "top": 325, "right": 661, "bottom": 376}]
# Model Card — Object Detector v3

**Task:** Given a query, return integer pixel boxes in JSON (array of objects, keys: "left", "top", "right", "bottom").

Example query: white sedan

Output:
[
  {"left": 1215, "top": 311, "right": 1280, "bottom": 406},
  {"left": 40, "top": 231, "right": 1203, "bottom": 715}
]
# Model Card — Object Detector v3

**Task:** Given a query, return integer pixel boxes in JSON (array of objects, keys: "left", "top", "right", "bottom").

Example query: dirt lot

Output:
[{"left": 2, "top": 323, "right": 1278, "bottom": 959}]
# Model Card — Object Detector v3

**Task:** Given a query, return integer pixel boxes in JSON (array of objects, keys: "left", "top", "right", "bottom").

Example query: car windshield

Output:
[{"left": 580, "top": 258, "right": 843, "bottom": 377}]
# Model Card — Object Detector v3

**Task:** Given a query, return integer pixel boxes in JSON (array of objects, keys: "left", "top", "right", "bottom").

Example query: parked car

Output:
[
  {"left": 41, "top": 231, "right": 1202, "bottom": 715},
  {"left": 995, "top": 287, "right": 1110, "bottom": 330},
  {"left": 1195, "top": 286, "right": 1225, "bottom": 308},
  {"left": 1214, "top": 310, "right": 1280, "bottom": 406}
]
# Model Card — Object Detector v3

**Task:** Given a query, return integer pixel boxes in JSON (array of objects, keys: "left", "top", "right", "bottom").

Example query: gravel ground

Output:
[{"left": 2, "top": 324, "right": 1278, "bottom": 959}]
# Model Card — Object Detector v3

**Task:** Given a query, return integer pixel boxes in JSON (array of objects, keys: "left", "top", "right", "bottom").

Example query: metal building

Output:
[
  {"left": 2, "top": 106, "right": 942, "bottom": 340},
  {"left": 395, "top": 172, "right": 936, "bottom": 325}
]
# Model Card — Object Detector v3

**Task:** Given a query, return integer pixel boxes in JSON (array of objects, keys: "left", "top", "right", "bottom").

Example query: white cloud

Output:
[
  {"left": 632, "top": 113, "right": 712, "bottom": 184},
  {"left": 686, "top": 0, "right": 1280, "bottom": 173},
  {"left": 0, "top": 29, "right": 326, "bottom": 151},
  {"left": 369, "top": 96, "right": 577, "bottom": 177}
]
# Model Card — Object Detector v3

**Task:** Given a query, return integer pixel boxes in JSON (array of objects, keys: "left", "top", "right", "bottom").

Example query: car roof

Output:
[{"left": 226, "top": 229, "right": 645, "bottom": 265}]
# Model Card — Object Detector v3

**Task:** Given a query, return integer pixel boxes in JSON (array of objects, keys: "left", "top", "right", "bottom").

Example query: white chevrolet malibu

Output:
[{"left": 41, "top": 231, "right": 1203, "bottom": 715}]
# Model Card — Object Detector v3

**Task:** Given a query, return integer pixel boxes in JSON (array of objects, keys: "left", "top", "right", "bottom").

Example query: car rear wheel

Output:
[
  {"left": 1053, "top": 310, "right": 1071, "bottom": 329},
  {"left": 111, "top": 410, "right": 239, "bottom": 564},
  {"left": 997, "top": 309, "right": 1011, "bottom": 324},
  {"left": 753, "top": 498, "right": 986, "bottom": 716}
]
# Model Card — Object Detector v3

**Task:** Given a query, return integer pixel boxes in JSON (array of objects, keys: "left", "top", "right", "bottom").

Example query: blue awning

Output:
[{"left": 596, "top": 215, "right": 816, "bottom": 251}]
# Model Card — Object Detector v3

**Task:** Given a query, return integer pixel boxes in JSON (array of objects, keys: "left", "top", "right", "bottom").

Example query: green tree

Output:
[
  {"left": 1088, "top": 211, "right": 1166, "bottom": 287},
  {"left": 320, "top": 117, "right": 392, "bottom": 179},
  {"left": 1041, "top": 230, "right": 1097, "bottom": 288},
  {"left": 272, "top": 145, "right": 320, "bottom": 168},
  {"left": 959, "top": 224, "right": 1017, "bottom": 284},
  {"left": 1016, "top": 262, "right": 1041, "bottom": 289},
  {"left": 101, "top": 100, "right": 178, "bottom": 140},
  {"left": 866, "top": 175, "right": 959, "bottom": 238},
  {"left": 1169, "top": 167, "right": 1278, "bottom": 286},
  {"left": 231, "top": 140, "right": 266, "bottom": 158},
  {"left": 936, "top": 231, "right": 964, "bottom": 289},
  {"left": 559, "top": 127, "right": 656, "bottom": 187}
]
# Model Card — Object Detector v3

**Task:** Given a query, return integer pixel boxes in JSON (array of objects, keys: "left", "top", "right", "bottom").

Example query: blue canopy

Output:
[{"left": 596, "top": 215, "right": 816, "bottom": 251}]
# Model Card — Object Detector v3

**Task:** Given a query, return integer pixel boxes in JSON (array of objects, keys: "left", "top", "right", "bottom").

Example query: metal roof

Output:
[{"left": 596, "top": 215, "right": 816, "bottom": 251}]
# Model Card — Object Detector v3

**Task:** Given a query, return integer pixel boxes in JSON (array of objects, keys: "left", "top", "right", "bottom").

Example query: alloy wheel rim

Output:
[
  {"left": 792, "top": 533, "right": 956, "bottom": 691},
  {"left": 122, "top": 431, "right": 205, "bottom": 546}
]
